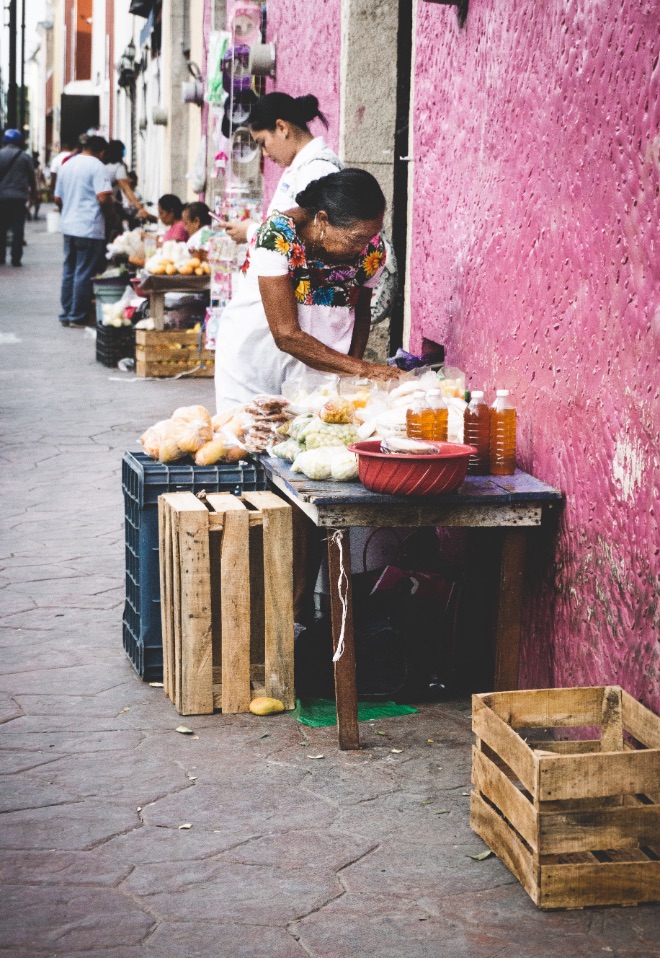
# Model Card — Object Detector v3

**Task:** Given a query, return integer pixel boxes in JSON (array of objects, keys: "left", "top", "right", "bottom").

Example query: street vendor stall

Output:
[{"left": 260, "top": 456, "right": 563, "bottom": 749}]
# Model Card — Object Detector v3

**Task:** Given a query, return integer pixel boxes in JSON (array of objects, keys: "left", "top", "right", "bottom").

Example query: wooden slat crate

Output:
[
  {"left": 470, "top": 686, "right": 660, "bottom": 909},
  {"left": 158, "top": 490, "right": 295, "bottom": 715},
  {"left": 135, "top": 330, "right": 214, "bottom": 378}
]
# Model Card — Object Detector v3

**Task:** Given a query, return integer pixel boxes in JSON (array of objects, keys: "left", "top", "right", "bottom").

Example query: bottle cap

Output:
[
  {"left": 496, "top": 389, "right": 510, "bottom": 397},
  {"left": 471, "top": 390, "right": 484, "bottom": 398}
]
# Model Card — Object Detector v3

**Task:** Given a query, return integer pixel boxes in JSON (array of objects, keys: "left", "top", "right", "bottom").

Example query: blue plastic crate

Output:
[{"left": 122, "top": 450, "right": 266, "bottom": 681}]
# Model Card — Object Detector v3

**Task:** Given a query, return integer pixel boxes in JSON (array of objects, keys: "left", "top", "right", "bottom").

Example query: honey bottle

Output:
[
  {"left": 464, "top": 390, "right": 490, "bottom": 474},
  {"left": 427, "top": 390, "right": 449, "bottom": 442},
  {"left": 406, "top": 391, "right": 433, "bottom": 440},
  {"left": 489, "top": 389, "right": 517, "bottom": 475}
]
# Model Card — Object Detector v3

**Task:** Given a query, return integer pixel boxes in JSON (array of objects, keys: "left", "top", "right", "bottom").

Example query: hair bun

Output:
[{"left": 295, "top": 94, "right": 320, "bottom": 123}]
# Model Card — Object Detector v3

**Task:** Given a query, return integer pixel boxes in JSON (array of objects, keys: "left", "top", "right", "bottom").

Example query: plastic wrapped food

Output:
[
  {"left": 195, "top": 429, "right": 245, "bottom": 465},
  {"left": 319, "top": 397, "right": 355, "bottom": 424},
  {"left": 288, "top": 414, "right": 314, "bottom": 441},
  {"left": 170, "top": 405, "right": 213, "bottom": 453},
  {"left": 299, "top": 418, "right": 359, "bottom": 450},
  {"left": 291, "top": 446, "right": 358, "bottom": 481},
  {"left": 329, "top": 450, "right": 359, "bottom": 481},
  {"left": 158, "top": 435, "right": 183, "bottom": 463},
  {"left": 139, "top": 419, "right": 171, "bottom": 460},
  {"left": 380, "top": 437, "right": 438, "bottom": 455},
  {"left": 271, "top": 439, "right": 303, "bottom": 463}
]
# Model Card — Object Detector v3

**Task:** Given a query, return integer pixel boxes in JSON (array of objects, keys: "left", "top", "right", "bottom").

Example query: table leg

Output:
[
  {"left": 493, "top": 528, "right": 527, "bottom": 691},
  {"left": 327, "top": 529, "right": 359, "bottom": 750},
  {"left": 151, "top": 292, "right": 165, "bottom": 331}
]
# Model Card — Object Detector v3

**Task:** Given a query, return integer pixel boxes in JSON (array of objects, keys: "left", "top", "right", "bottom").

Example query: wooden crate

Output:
[
  {"left": 470, "top": 687, "right": 660, "bottom": 909},
  {"left": 135, "top": 330, "right": 214, "bottom": 378},
  {"left": 158, "top": 490, "right": 294, "bottom": 715}
]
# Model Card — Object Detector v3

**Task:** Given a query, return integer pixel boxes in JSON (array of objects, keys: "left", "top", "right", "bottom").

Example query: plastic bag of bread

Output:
[
  {"left": 139, "top": 419, "right": 171, "bottom": 460},
  {"left": 169, "top": 405, "right": 213, "bottom": 453},
  {"left": 195, "top": 428, "right": 245, "bottom": 465},
  {"left": 155, "top": 419, "right": 185, "bottom": 463}
]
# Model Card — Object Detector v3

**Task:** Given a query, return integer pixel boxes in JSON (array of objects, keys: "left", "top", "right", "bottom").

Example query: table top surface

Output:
[{"left": 260, "top": 456, "right": 563, "bottom": 509}]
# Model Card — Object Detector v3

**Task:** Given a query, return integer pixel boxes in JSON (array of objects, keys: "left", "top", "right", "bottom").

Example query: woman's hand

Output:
[
  {"left": 361, "top": 362, "right": 403, "bottom": 383},
  {"left": 225, "top": 220, "right": 252, "bottom": 244}
]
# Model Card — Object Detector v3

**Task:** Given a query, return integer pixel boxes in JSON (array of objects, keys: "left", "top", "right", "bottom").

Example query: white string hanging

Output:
[{"left": 330, "top": 530, "right": 349, "bottom": 662}]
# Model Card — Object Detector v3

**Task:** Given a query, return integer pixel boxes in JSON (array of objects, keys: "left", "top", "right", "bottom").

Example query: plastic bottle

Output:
[
  {"left": 427, "top": 389, "right": 449, "bottom": 442},
  {"left": 490, "top": 389, "right": 517, "bottom": 475},
  {"left": 406, "top": 391, "right": 433, "bottom": 440},
  {"left": 464, "top": 390, "right": 490, "bottom": 475}
]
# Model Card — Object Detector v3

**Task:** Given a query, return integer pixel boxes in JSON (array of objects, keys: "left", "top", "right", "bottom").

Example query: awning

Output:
[{"left": 129, "top": 0, "right": 155, "bottom": 17}]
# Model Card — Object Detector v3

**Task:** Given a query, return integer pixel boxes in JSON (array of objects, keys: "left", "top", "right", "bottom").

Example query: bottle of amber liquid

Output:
[
  {"left": 464, "top": 390, "right": 490, "bottom": 474},
  {"left": 406, "top": 391, "right": 432, "bottom": 440},
  {"left": 427, "top": 390, "right": 449, "bottom": 441},
  {"left": 489, "top": 389, "right": 517, "bottom": 475}
]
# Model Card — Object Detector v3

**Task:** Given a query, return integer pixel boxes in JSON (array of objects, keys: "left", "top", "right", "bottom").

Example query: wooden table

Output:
[
  {"left": 260, "top": 457, "right": 563, "bottom": 750},
  {"left": 137, "top": 273, "right": 210, "bottom": 330}
]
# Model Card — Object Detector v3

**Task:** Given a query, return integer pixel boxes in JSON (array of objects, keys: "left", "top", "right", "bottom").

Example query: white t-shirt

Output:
[
  {"left": 245, "top": 137, "right": 342, "bottom": 242},
  {"left": 55, "top": 154, "right": 113, "bottom": 240}
]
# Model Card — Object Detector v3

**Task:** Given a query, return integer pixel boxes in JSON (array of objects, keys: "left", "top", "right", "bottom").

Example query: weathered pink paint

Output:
[
  {"left": 411, "top": 2, "right": 659, "bottom": 708},
  {"left": 263, "top": 0, "right": 341, "bottom": 208},
  {"left": 220, "top": 0, "right": 659, "bottom": 709}
]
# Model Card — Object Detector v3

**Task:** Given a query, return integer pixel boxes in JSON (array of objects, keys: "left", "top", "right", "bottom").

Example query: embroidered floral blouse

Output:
[{"left": 246, "top": 211, "right": 386, "bottom": 307}]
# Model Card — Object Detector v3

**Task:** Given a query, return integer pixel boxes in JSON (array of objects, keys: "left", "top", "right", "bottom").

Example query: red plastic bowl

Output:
[{"left": 347, "top": 440, "right": 477, "bottom": 496}]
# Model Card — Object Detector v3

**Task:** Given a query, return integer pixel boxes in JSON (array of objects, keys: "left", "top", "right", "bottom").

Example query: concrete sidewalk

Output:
[{"left": 0, "top": 215, "right": 658, "bottom": 958}]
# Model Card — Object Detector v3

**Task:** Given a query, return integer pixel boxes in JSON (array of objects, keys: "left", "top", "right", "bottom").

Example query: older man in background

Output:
[
  {"left": 0, "top": 129, "right": 36, "bottom": 268},
  {"left": 54, "top": 135, "right": 114, "bottom": 328}
]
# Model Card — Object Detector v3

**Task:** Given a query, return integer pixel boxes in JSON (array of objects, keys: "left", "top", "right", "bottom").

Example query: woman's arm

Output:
[
  {"left": 116, "top": 177, "right": 150, "bottom": 220},
  {"left": 258, "top": 276, "right": 399, "bottom": 382},
  {"left": 348, "top": 288, "right": 372, "bottom": 359}
]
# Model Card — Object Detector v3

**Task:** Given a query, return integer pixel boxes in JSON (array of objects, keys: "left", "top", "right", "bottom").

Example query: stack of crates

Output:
[{"left": 122, "top": 451, "right": 266, "bottom": 681}]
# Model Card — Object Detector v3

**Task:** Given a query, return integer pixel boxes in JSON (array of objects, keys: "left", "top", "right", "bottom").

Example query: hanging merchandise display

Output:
[
  {"left": 222, "top": 45, "right": 252, "bottom": 92},
  {"left": 221, "top": 89, "right": 258, "bottom": 138},
  {"left": 206, "top": 31, "right": 231, "bottom": 105},
  {"left": 231, "top": 3, "right": 262, "bottom": 44}
]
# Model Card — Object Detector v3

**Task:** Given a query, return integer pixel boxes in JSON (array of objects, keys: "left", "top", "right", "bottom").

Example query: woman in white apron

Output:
[
  {"left": 214, "top": 168, "right": 399, "bottom": 412},
  {"left": 225, "top": 92, "right": 343, "bottom": 246}
]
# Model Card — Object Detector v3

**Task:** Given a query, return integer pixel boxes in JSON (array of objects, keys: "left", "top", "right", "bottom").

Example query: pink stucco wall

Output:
[
  {"left": 411, "top": 3, "right": 659, "bottom": 708},
  {"left": 263, "top": 0, "right": 341, "bottom": 208}
]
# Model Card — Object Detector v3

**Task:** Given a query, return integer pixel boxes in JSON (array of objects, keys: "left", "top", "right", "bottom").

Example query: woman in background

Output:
[
  {"left": 224, "top": 92, "right": 341, "bottom": 245},
  {"left": 157, "top": 194, "right": 188, "bottom": 242},
  {"left": 183, "top": 201, "right": 213, "bottom": 251}
]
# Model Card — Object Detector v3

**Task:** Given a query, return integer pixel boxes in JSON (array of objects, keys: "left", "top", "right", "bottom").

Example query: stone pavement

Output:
[{"left": 0, "top": 216, "right": 658, "bottom": 958}]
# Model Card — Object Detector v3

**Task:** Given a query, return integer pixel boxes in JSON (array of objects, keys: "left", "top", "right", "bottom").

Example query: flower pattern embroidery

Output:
[{"left": 255, "top": 212, "right": 386, "bottom": 307}]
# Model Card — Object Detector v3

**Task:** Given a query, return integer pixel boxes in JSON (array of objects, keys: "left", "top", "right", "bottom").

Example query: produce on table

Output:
[
  {"left": 291, "top": 446, "right": 359, "bottom": 482},
  {"left": 242, "top": 395, "right": 293, "bottom": 454},
  {"left": 271, "top": 439, "right": 302, "bottom": 463},
  {"left": 319, "top": 397, "right": 355, "bottom": 424},
  {"left": 145, "top": 241, "right": 211, "bottom": 277}
]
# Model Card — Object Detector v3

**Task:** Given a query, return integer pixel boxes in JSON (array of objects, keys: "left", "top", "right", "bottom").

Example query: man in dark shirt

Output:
[{"left": 0, "top": 129, "right": 36, "bottom": 267}]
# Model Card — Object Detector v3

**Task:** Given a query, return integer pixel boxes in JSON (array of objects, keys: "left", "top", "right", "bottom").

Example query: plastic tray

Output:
[{"left": 122, "top": 451, "right": 266, "bottom": 680}]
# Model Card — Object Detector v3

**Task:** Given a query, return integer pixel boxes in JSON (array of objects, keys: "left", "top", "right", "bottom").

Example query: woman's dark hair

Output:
[
  {"left": 105, "top": 139, "right": 126, "bottom": 164},
  {"left": 296, "top": 169, "right": 386, "bottom": 227},
  {"left": 249, "top": 92, "right": 328, "bottom": 133},
  {"left": 158, "top": 194, "right": 184, "bottom": 218},
  {"left": 184, "top": 201, "right": 212, "bottom": 227}
]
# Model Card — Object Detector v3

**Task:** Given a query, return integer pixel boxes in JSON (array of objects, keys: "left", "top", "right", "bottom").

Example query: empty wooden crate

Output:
[
  {"left": 158, "top": 490, "right": 294, "bottom": 715},
  {"left": 471, "top": 686, "right": 660, "bottom": 909}
]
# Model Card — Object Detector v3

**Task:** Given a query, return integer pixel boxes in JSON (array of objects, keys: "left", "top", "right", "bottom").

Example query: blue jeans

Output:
[{"left": 59, "top": 235, "right": 106, "bottom": 325}]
